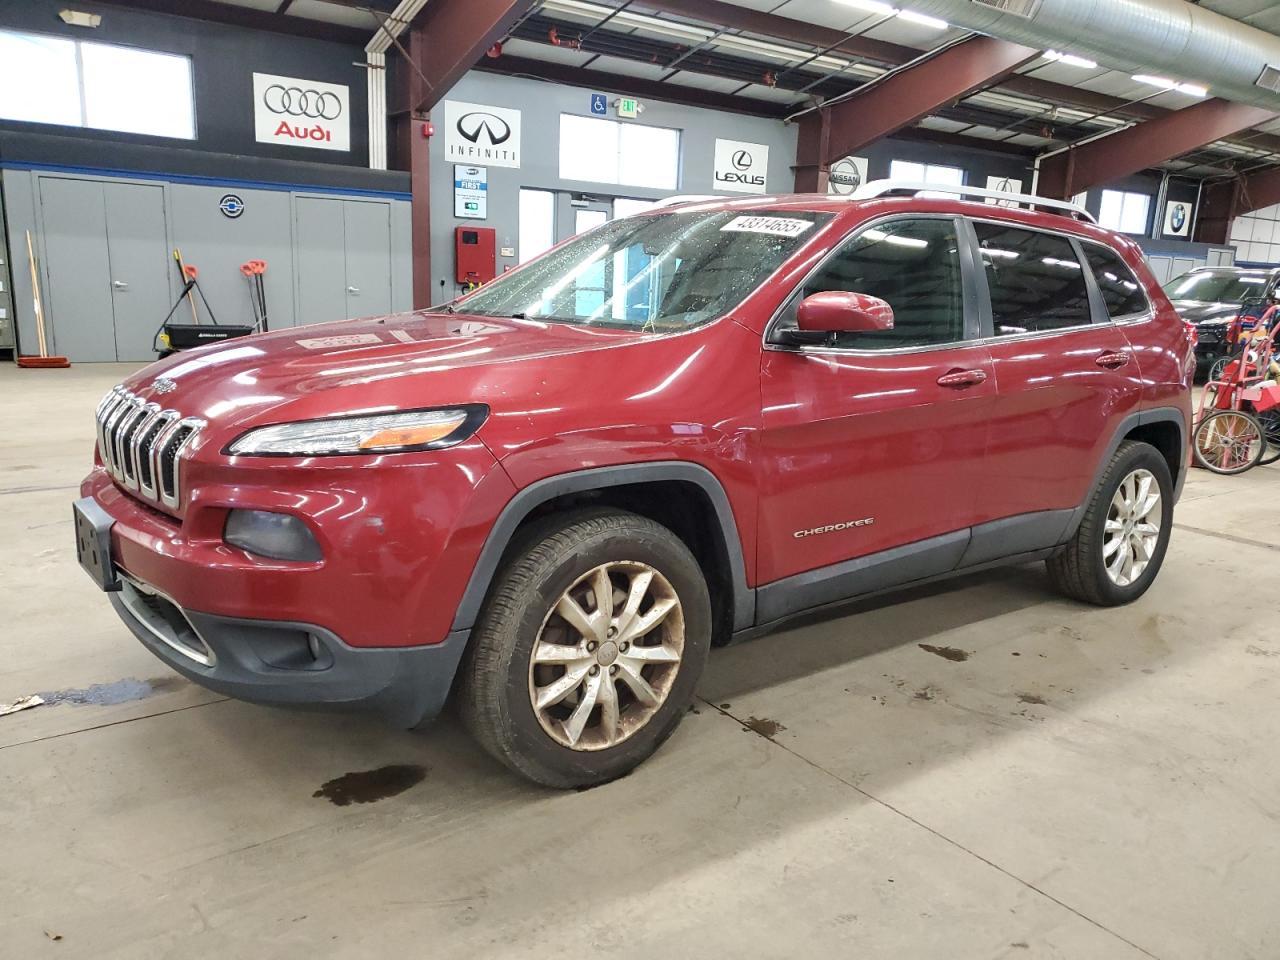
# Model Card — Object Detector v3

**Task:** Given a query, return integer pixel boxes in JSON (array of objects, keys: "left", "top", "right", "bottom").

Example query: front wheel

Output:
[
  {"left": 458, "top": 508, "right": 711, "bottom": 788},
  {"left": 1047, "top": 440, "right": 1174, "bottom": 606},
  {"left": 1193, "top": 410, "right": 1265, "bottom": 475}
]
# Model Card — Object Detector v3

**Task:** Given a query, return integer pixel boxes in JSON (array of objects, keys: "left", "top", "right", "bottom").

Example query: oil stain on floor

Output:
[
  {"left": 742, "top": 716, "right": 786, "bottom": 739},
  {"left": 918, "top": 643, "right": 970, "bottom": 662},
  {"left": 313, "top": 764, "right": 428, "bottom": 806},
  {"left": 37, "top": 675, "right": 187, "bottom": 706}
]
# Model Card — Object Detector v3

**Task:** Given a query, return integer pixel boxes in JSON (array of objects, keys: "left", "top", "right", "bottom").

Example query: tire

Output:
[
  {"left": 1193, "top": 410, "right": 1265, "bottom": 475},
  {"left": 1258, "top": 409, "right": 1280, "bottom": 467},
  {"left": 1207, "top": 353, "right": 1235, "bottom": 383},
  {"left": 457, "top": 508, "right": 712, "bottom": 789},
  {"left": 1047, "top": 440, "right": 1174, "bottom": 607}
]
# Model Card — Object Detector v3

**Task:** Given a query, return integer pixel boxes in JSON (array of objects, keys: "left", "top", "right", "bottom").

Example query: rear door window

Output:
[
  {"left": 1082, "top": 244, "right": 1150, "bottom": 318},
  {"left": 974, "top": 222, "right": 1092, "bottom": 336}
]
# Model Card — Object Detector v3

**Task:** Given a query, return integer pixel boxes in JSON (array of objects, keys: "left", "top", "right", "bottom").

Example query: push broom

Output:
[{"left": 17, "top": 231, "right": 69, "bottom": 369}]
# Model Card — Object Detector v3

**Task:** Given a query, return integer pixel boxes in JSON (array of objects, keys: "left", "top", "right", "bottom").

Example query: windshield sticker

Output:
[{"left": 720, "top": 216, "right": 814, "bottom": 238}]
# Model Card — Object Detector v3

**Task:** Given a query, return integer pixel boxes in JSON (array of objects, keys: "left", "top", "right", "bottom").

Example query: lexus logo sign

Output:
[
  {"left": 253, "top": 72, "right": 349, "bottom": 152},
  {"left": 444, "top": 101, "right": 521, "bottom": 168},
  {"left": 714, "top": 138, "right": 768, "bottom": 194}
]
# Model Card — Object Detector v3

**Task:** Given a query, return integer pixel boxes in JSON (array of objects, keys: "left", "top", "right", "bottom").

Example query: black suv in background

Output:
[{"left": 1164, "top": 266, "right": 1280, "bottom": 373}]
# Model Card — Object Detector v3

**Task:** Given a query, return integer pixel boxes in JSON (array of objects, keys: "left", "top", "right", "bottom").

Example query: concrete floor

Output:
[{"left": 3, "top": 362, "right": 1279, "bottom": 960}]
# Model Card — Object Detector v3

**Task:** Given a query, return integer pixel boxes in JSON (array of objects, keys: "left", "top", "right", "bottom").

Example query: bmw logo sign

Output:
[
  {"left": 218, "top": 194, "right": 246, "bottom": 219},
  {"left": 1171, "top": 203, "right": 1187, "bottom": 232}
]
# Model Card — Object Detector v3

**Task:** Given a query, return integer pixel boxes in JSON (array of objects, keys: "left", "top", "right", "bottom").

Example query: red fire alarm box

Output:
[{"left": 455, "top": 226, "right": 496, "bottom": 286}]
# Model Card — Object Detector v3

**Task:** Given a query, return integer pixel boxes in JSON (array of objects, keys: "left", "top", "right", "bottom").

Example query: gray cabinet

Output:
[
  {"left": 295, "top": 197, "right": 392, "bottom": 326},
  {"left": 38, "top": 176, "right": 171, "bottom": 362}
]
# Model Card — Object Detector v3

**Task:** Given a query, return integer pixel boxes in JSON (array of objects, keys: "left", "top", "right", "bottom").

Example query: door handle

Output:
[
  {"left": 937, "top": 368, "right": 988, "bottom": 389},
  {"left": 347, "top": 286, "right": 360, "bottom": 295},
  {"left": 1095, "top": 351, "right": 1131, "bottom": 369},
  {"left": 112, "top": 280, "right": 129, "bottom": 291}
]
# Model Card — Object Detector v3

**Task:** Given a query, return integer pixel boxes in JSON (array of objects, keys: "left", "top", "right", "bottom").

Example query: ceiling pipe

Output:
[
  {"left": 365, "top": 0, "right": 429, "bottom": 171},
  {"left": 903, "top": 0, "right": 1280, "bottom": 114}
]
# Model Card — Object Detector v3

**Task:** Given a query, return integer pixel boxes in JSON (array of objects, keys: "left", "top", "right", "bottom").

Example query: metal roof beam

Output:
[
  {"left": 475, "top": 54, "right": 789, "bottom": 118},
  {"left": 1038, "top": 99, "right": 1279, "bottom": 200},
  {"left": 795, "top": 35, "right": 1039, "bottom": 191},
  {"left": 407, "top": 0, "right": 538, "bottom": 113}
]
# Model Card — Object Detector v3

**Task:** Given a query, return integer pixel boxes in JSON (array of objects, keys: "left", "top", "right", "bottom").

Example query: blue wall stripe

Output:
[{"left": 0, "top": 159, "right": 411, "bottom": 201}]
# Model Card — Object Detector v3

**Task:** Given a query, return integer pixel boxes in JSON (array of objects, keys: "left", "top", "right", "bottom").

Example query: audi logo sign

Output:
[
  {"left": 713, "top": 138, "right": 769, "bottom": 194},
  {"left": 443, "top": 100, "right": 522, "bottom": 169},
  {"left": 253, "top": 72, "right": 350, "bottom": 152}
]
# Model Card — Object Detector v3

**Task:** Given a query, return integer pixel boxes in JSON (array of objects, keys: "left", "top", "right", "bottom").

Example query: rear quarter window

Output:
[{"left": 1082, "top": 244, "right": 1150, "bottom": 318}]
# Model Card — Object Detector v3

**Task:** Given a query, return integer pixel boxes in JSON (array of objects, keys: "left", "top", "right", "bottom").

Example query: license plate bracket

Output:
[{"left": 73, "top": 497, "right": 120, "bottom": 592}]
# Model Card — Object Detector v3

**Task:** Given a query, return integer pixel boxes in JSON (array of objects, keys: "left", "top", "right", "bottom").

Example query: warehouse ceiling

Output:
[{"left": 103, "top": 0, "right": 1280, "bottom": 178}]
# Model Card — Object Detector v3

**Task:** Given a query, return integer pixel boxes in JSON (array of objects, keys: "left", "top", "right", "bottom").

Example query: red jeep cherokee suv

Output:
[{"left": 75, "top": 184, "right": 1193, "bottom": 787}]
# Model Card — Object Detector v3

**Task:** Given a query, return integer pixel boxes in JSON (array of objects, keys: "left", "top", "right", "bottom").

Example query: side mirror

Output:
[{"left": 796, "top": 291, "right": 895, "bottom": 334}]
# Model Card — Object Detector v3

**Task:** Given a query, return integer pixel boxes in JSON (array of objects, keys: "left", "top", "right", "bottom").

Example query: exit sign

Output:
[{"left": 617, "top": 97, "right": 639, "bottom": 119}]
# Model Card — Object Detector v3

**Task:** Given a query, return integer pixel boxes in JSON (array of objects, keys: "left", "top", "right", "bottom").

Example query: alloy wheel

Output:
[
  {"left": 1103, "top": 468, "right": 1162, "bottom": 587},
  {"left": 528, "top": 561, "right": 685, "bottom": 751}
]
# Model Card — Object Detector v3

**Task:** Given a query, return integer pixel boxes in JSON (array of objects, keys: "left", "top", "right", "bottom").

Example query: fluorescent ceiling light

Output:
[
  {"left": 1133, "top": 74, "right": 1208, "bottom": 97},
  {"left": 1043, "top": 49, "right": 1097, "bottom": 70},
  {"left": 896, "top": 9, "right": 949, "bottom": 29},
  {"left": 831, "top": 0, "right": 948, "bottom": 30},
  {"left": 832, "top": 0, "right": 896, "bottom": 12}
]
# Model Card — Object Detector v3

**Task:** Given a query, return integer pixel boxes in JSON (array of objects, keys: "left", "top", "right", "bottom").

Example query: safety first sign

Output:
[{"left": 253, "top": 73, "right": 350, "bottom": 152}]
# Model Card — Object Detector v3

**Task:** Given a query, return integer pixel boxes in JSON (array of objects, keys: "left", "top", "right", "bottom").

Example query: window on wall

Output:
[
  {"left": 1098, "top": 190, "right": 1151, "bottom": 235},
  {"left": 519, "top": 189, "right": 556, "bottom": 264},
  {"left": 889, "top": 160, "right": 965, "bottom": 187},
  {"left": 0, "top": 29, "right": 195, "bottom": 139},
  {"left": 559, "top": 115, "right": 680, "bottom": 191}
]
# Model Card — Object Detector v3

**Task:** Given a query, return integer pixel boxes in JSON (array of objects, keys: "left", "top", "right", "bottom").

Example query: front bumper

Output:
[{"left": 106, "top": 567, "right": 468, "bottom": 727}]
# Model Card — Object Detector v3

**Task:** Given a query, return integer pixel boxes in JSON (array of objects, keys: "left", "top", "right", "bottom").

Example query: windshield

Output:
[
  {"left": 1164, "top": 271, "right": 1272, "bottom": 304},
  {"left": 447, "top": 209, "right": 832, "bottom": 332}
]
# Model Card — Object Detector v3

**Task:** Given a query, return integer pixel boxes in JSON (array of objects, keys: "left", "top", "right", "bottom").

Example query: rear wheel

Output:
[
  {"left": 458, "top": 509, "right": 711, "bottom": 788},
  {"left": 1047, "top": 441, "right": 1173, "bottom": 606},
  {"left": 1193, "top": 410, "right": 1265, "bottom": 475}
]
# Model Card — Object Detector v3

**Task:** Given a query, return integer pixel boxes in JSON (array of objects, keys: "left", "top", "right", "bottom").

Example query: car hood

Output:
[
  {"left": 1170, "top": 300, "right": 1238, "bottom": 325},
  {"left": 121, "top": 312, "right": 657, "bottom": 432}
]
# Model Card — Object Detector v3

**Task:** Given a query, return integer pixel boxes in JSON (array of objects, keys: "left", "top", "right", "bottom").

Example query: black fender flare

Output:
[
  {"left": 449, "top": 462, "right": 755, "bottom": 634},
  {"left": 1063, "top": 405, "right": 1188, "bottom": 541}
]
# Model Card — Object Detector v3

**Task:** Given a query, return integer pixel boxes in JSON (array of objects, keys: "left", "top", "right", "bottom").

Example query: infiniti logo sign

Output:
[
  {"left": 445, "top": 101, "right": 522, "bottom": 168},
  {"left": 457, "top": 112, "right": 512, "bottom": 146}
]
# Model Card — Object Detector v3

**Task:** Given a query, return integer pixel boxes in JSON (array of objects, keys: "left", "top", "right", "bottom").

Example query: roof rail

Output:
[{"left": 849, "top": 180, "right": 1097, "bottom": 224}]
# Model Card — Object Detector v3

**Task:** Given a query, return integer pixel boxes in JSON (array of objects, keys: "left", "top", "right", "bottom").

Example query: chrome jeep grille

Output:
[{"left": 96, "top": 387, "right": 204, "bottom": 511}]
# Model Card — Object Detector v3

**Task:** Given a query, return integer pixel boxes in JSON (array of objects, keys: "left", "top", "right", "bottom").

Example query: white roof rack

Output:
[{"left": 849, "top": 180, "right": 1097, "bottom": 224}]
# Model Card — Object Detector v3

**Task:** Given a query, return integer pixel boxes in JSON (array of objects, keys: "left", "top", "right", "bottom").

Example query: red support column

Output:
[
  {"left": 1039, "top": 99, "right": 1278, "bottom": 200},
  {"left": 407, "top": 24, "right": 433, "bottom": 309},
  {"left": 1194, "top": 167, "right": 1280, "bottom": 245},
  {"left": 793, "top": 109, "right": 830, "bottom": 193}
]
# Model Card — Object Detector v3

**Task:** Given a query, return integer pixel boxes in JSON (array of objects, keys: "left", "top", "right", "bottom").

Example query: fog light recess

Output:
[{"left": 225, "top": 509, "right": 322, "bottom": 562}]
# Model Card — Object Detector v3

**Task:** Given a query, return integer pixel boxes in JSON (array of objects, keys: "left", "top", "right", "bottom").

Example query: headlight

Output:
[{"left": 226, "top": 405, "right": 487, "bottom": 456}]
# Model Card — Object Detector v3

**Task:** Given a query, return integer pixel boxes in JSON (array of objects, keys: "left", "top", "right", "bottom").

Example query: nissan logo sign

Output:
[
  {"left": 827, "top": 158, "right": 863, "bottom": 195},
  {"left": 732, "top": 150, "right": 753, "bottom": 171},
  {"left": 457, "top": 112, "right": 512, "bottom": 146},
  {"left": 263, "top": 84, "right": 343, "bottom": 120}
]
